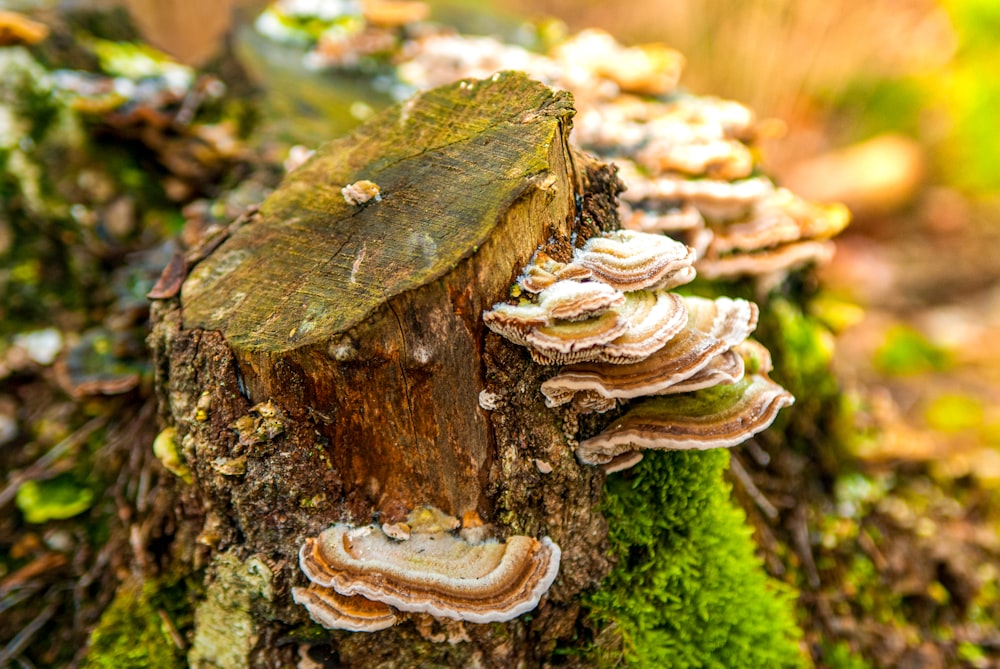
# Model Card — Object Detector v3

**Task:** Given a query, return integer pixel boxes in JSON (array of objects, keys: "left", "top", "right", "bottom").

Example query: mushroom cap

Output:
[
  {"left": 708, "top": 188, "right": 851, "bottom": 255},
  {"left": 617, "top": 162, "right": 775, "bottom": 220},
  {"left": 525, "top": 311, "right": 629, "bottom": 365},
  {"left": 602, "top": 450, "right": 644, "bottom": 474},
  {"left": 540, "top": 295, "right": 756, "bottom": 407},
  {"left": 735, "top": 338, "right": 774, "bottom": 375},
  {"left": 292, "top": 585, "right": 397, "bottom": 632},
  {"left": 551, "top": 29, "right": 684, "bottom": 97},
  {"left": 660, "top": 348, "right": 745, "bottom": 394},
  {"left": 685, "top": 296, "right": 759, "bottom": 347},
  {"left": 594, "top": 290, "right": 688, "bottom": 363},
  {"left": 663, "top": 94, "right": 759, "bottom": 141},
  {"left": 537, "top": 280, "right": 625, "bottom": 321},
  {"left": 483, "top": 302, "right": 551, "bottom": 347},
  {"left": 695, "top": 240, "right": 836, "bottom": 280},
  {"left": 635, "top": 136, "right": 754, "bottom": 180},
  {"left": 299, "top": 520, "right": 561, "bottom": 623},
  {"left": 571, "top": 391, "right": 618, "bottom": 414},
  {"left": 575, "top": 374, "right": 794, "bottom": 465},
  {"left": 541, "top": 326, "right": 726, "bottom": 406},
  {"left": 572, "top": 230, "right": 695, "bottom": 292},
  {"left": 576, "top": 97, "right": 753, "bottom": 179},
  {"left": 517, "top": 251, "right": 566, "bottom": 293},
  {"left": 621, "top": 202, "right": 705, "bottom": 234}
]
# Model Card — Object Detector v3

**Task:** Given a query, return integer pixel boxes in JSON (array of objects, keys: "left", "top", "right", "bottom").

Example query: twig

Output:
[
  {"left": 0, "top": 586, "right": 40, "bottom": 615},
  {"left": 792, "top": 505, "right": 821, "bottom": 589},
  {"left": 0, "top": 601, "right": 58, "bottom": 664},
  {"left": 158, "top": 609, "right": 186, "bottom": 650},
  {"left": 14, "top": 655, "right": 37, "bottom": 669},
  {"left": 730, "top": 453, "right": 779, "bottom": 521},
  {"left": 857, "top": 527, "right": 888, "bottom": 571},
  {"left": 0, "top": 415, "right": 108, "bottom": 509},
  {"left": 0, "top": 553, "right": 68, "bottom": 597},
  {"left": 743, "top": 438, "right": 771, "bottom": 466}
]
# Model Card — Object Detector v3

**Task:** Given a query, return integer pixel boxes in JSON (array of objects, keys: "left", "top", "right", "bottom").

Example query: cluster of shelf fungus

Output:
[
  {"left": 274, "top": 5, "right": 849, "bottom": 635},
  {"left": 484, "top": 229, "right": 794, "bottom": 473},
  {"left": 393, "top": 28, "right": 851, "bottom": 292}
]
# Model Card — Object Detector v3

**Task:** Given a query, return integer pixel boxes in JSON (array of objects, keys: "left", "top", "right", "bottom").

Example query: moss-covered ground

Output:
[{"left": 83, "top": 576, "right": 193, "bottom": 669}]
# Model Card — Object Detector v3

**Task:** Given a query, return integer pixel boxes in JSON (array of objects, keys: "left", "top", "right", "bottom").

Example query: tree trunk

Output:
[{"left": 149, "top": 72, "right": 618, "bottom": 668}]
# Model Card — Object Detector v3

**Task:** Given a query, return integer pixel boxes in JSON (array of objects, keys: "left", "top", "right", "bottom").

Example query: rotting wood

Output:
[{"left": 149, "top": 72, "right": 615, "bottom": 667}]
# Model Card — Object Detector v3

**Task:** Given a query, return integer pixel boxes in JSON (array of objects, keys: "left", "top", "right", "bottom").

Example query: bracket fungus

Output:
[
  {"left": 572, "top": 229, "right": 696, "bottom": 292},
  {"left": 292, "top": 586, "right": 398, "bottom": 633},
  {"left": 484, "top": 230, "right": 698, "bottom": 367},
  {"left": 575, "top": 374, "right": 794, "bottom": 466},
  {"left": 539, "top": 296, "right": 758, "bottom": 410},
  {"left": 484, "top": 228, "right": 793, "bottom": 471},
  {"left": 296, "top": 508, "right": 561, "bottom": 629},
  {"left": 536, "top": 279, "right": 624, "bottom": 321}
]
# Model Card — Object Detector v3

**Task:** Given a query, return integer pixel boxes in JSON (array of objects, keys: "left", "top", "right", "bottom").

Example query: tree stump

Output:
[{"left": 150, "top": 72, "right": 616, "bottom": 667}]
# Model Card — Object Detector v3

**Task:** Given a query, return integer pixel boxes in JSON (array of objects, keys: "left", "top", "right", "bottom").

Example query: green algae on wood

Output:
[{"left": 182, "top": 71, "right": 574, "bottom": 353}]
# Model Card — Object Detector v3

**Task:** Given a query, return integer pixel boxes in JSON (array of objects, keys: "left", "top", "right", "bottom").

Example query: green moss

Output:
[
  {"left": 818, "top": 640, "right": 872, "bottom": 669},
  {"left": 189, "top": 553, "right": 275, "bottom": 669},
  {"left": 873, "top": 326, "right": 951, "bottom": 377},
  {"left": 758, "top": 298, "right": 859, "bottom": 470},
  {"left": 83, "top": 577, "right": 192, "bottom": 669},
  {"left": 15, "top": 474, "right": 94, "bottom": 523},
  {"left": 584, "top": 449, "right": 805, "bottom": 668}
]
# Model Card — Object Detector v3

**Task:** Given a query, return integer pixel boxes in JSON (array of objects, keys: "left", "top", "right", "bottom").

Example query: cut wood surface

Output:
[
  {"left": 176, "top": 72, "right": 579, "bottom": 520},
  {"left": 182, "top": 73, "right": 574, "bottom": 353}
]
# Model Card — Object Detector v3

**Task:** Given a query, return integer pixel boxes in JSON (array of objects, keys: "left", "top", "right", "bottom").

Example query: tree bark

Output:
[{"left": 149, "top": 72, "right": 617, "bottom": 668}]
